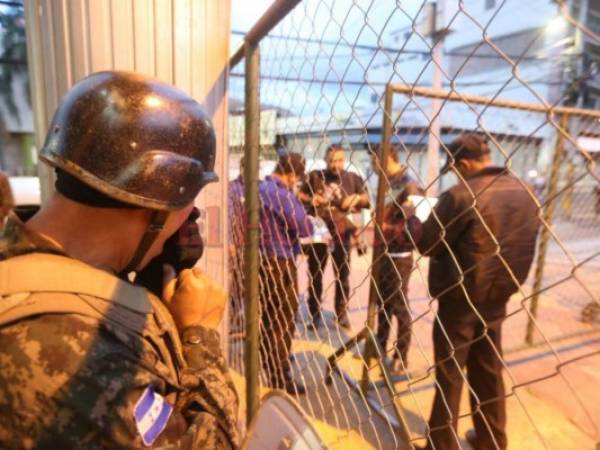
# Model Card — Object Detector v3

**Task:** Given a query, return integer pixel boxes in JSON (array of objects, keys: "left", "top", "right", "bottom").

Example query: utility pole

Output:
[
  {"left": 573, "top": 0, "right": 591, "bottom": 106},
  {"left": 424, "top": 1, "right": 448, "bottom": 196},
  {"left": 564, "top": 0, "right": 591, "bottom": 212}
]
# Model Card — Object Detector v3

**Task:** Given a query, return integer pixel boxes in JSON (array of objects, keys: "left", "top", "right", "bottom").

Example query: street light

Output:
[{"left": 545, "top": 15, "right": 568, "bottom": 36}]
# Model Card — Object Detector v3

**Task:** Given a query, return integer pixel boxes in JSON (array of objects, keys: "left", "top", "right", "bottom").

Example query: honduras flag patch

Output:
[{"left": 133, "top": 385, "right": 173, "bottom": 446}]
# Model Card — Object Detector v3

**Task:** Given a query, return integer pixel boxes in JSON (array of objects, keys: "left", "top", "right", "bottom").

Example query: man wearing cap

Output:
[
  {"left": 258, "top": 152, "right": 312, "bottom": 394},
  {"left": 0, "top": 72, "right": 238, "bottom": 449},
  {"left": 416, "top": 134, "right": 539, "bottom": 450}
]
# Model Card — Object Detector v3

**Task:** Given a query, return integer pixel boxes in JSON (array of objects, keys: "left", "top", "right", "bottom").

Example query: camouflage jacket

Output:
[{"left": 0, "top": 214, "right": 239, "bottom": 449}]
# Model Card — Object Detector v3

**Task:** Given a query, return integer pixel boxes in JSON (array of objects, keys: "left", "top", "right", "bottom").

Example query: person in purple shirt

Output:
[{"left": 258, "top": 152, "right": 312, "bottom": 395}]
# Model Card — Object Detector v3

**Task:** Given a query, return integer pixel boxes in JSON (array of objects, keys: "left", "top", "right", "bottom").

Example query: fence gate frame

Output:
[
  {"left": 229, "top": 0, "right": 600, "bottom": 439},
  {"left": 322, "top": 82, "right": 600, "bottom": 439}
]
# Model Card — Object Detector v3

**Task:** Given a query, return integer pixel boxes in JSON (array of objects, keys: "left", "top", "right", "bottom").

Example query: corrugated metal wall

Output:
[{"left": 24, "top": 0, "right": 231, "bottom": 296}]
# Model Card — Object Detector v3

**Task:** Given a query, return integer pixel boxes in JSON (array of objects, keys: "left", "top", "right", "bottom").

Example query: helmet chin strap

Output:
[{"left": 122, "top": 210, "right": 170, "bottom": 274}]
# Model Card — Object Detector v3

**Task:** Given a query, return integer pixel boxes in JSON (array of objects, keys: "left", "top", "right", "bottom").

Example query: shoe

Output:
[
  {"left": 391, "top": 357, "right": 407, "bottom": 373},
  {"left": 337, "top": 316, "right": 351, "bottom": 332},
  {"left": 284, "top": 379, "right": 307, "bottom": 395},
  {"left": 310, "top": 316, "right": 322, "bottom": 330},
  {"left": 391, "top": 352, "right": 409, "bottom": 372}
]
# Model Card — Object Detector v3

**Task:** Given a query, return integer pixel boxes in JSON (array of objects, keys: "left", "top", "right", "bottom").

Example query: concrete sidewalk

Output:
[{"left": 229, "top": 219, "right": 599, "bottom": 448}]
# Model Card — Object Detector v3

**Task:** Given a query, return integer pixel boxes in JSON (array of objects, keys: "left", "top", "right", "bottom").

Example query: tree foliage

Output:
[{"left": 0, "top": 8, "right": 29, "bottom": 125}]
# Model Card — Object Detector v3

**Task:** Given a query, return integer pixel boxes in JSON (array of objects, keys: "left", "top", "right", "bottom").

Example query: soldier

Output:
[
  {"left": 416, "top": 134, "right": 539, "bottom": 450},
  {"left": 0, "top": 71, "right": 239, "bottom": 449},
  {"left": 0, "top": 171, "right": 14, "bottom": 225}
]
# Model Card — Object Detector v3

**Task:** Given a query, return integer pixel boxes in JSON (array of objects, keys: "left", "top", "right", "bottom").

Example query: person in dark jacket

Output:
[
  {"left": 299, "top": 145, "right": 370, "bottom": 330},
  {"left": 370, "top": 145, "right": 423, "bottom": 370},
  {"left": 258, "top": 152, "right": 313, "bottom": 394},
  {"left": 416, "top": 134, "right": 539, "bottom": 450}
]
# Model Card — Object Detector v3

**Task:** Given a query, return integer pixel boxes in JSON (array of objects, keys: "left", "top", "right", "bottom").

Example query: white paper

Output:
[{"left": 408, "top": 195, "right": 438, "bottom": 222}]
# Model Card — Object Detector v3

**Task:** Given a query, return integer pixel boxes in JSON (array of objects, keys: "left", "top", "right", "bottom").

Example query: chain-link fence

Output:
[{"left": 227, "top": 1, "right": 600, "bottom": 448}]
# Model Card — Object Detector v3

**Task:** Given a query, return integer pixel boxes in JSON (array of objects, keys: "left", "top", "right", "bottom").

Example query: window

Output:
[{"left": 485, "top": 0, "right": 496, "bottom": 10}]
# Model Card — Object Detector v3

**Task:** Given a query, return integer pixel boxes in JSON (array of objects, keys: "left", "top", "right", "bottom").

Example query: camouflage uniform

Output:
[{"left": 0, "top": 214, "right": 239, "bottom": 449}]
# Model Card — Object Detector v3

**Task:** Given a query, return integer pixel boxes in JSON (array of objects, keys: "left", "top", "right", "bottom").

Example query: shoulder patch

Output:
[{"left": 133, "top": 385, "right": 173, "bottom": 447}]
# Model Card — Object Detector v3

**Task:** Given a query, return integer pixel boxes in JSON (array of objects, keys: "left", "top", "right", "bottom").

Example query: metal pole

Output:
[
  {"left": 243, "top": 39, "right": 261, "bottom": 425},
  {"left": 24, "top": 0, "right": 54, "bottom": 203},
  {"left": 562, "top": 157, "right": 574, "bottom": 219},
  {"left": 229, "top": 0, "right": 302, "bottom": 68},
  {"left": 526, "top": 113, "right": 569, "bottom": 345},
  {"left": 370, "top": 330, "right": 413, "bottom": 447},
  {"left": 388, "top": 84, "right": 600, "bottom": 119},
  {"left": 360, "top": 84, "right": 394, "bottom": 393},
  {"left": 360, "top": 85, "right": 413, "bottom": 446},
  {"left": 426, "top": 1, "right": 444, "bottom": 196}
]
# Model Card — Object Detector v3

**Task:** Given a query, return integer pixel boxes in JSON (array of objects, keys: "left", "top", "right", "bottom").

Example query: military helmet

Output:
[{"left": 40, "top": 71, "right": 218, "bottom": 211}]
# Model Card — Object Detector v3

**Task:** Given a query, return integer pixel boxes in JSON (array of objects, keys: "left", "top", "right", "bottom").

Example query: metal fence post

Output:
[
  {"left": 361, "top": 84, "right": 394, "bottom": 390},
  {"left": 562, "top": 157, "right": 575, "bottom": 218},
  {"left": 525, "top": 113, "right": 570, "bottom": 345},
  {"left": 243, "top": 39, "right": 261, "bottom": 425},
  {"left": 356, "top": 84, "right": 413, "bottom": 445}
]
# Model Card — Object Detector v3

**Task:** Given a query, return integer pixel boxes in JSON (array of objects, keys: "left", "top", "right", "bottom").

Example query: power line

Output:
[
  {"left": 231, "top": 29, "right": 547, "bottom": 62},
  {"left": 229, "top": 71, "right": 562, "bottom": 89}
]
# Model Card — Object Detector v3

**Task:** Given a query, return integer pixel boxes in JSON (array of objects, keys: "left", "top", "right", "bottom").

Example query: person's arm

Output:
[
  {"left": 178, "top": 325, "right": 239, "bottom": 449},
  {"left": 341, "top": 173, "right": 370, "bottom": 211},
  {"left": 260, "top": 183, "right": 312, "bottom": 237},
  {"left": 355, "top": 173, "right": 371, "bottom": 209},
  {"left": 352, "top": 191, "right": 370, "bottom": 210},
  {"left": 0, "top": 312, "right": 237, "bottom": 450},
  {"left": 297, "top": 177, "right": 312, "bottom": 205},
  {"left": 297, "top": 190, "right": 325, "bottom": 208},
  {"left": 298, "top": 172, "right": 326, "bottom": 209},
  {"left": 162, "top": 268, "right": 239, "bottom": 447},
  {"left": 280, "top": 188, "right": 313, "bottom": 237},
  {"left": 416, "top": 189, "right": 471, "bottom": 258}
]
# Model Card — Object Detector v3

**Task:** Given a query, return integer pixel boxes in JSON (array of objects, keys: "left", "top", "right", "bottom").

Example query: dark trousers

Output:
[
  {"left": 259, "top": 256, "right": 299, "bottom": 387},
  {"left": 427, "top": 303, "right": 507, "bottom": 450},
  {"left": 375, "top": 254, "right": 413, "bottom": 365},
  {"left": 306, "top": 235, "right": 352, "bottom": 322}
]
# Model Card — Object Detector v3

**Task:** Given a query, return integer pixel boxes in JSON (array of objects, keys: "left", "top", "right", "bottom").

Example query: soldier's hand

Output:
[{"left": 162, "top": 265, "right": 226, "bottom": 332}]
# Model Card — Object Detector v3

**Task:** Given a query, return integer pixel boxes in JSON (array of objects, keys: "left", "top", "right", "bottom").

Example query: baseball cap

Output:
[{"left": 440, "top": 134, "right": 490, "bottom": 174}]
